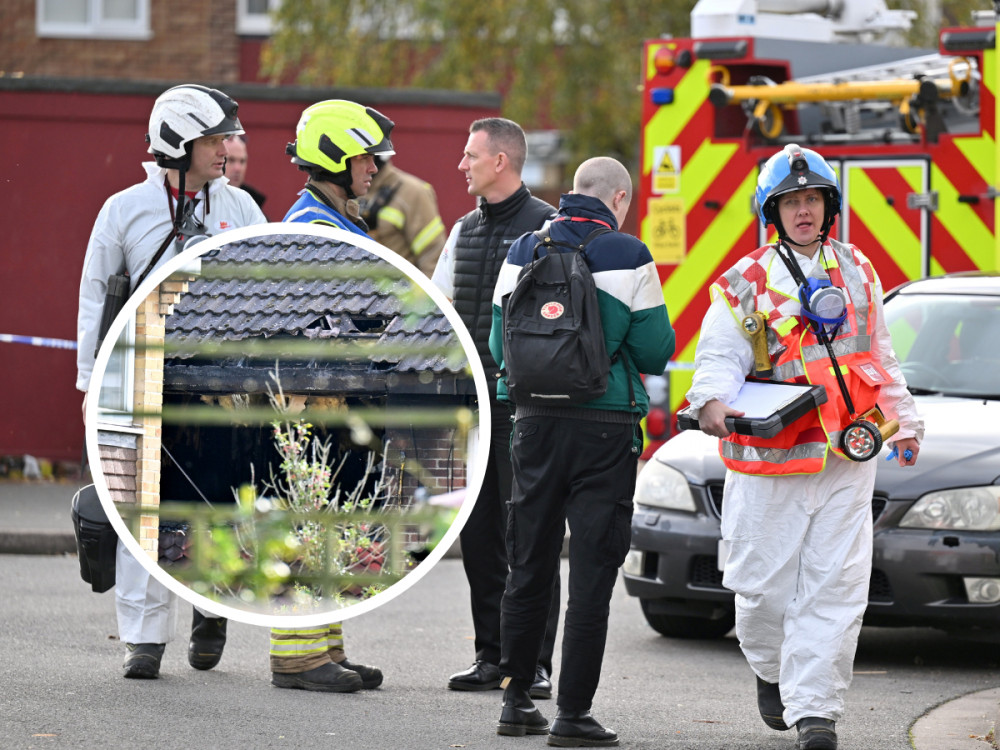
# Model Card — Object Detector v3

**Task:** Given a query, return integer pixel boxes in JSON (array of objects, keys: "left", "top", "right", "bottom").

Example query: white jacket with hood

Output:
[{"left": 76, "top": 161, "right": 266, "bottom": 390}]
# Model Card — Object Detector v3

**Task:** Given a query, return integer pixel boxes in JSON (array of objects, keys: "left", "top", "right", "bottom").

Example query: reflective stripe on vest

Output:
[{"left": 714, "top": 240, "right": 880, "bottom": 475}]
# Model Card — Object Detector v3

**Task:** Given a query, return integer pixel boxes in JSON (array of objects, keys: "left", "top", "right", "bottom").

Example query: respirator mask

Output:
[{"left": 798, "top": 276, "right": 847, "bottom": 341}]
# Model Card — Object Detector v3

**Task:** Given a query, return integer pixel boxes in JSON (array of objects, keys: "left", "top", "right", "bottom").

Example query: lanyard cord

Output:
[
  {"left": 166, "top": 177, "right": 209, "bottom": 229},
  {"left": 552, "top": 216, "right": 614, "bottom": 231},
  {"left": 773, "top": 241, "right": 857, "bottom": 417}
]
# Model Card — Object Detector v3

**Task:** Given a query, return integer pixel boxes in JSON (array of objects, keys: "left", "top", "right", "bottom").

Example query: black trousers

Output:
[
  {"left": 459, "top": 412, "right": 560, "bottom": 670},
  {"left": 500, "top": 414, "right": 636, "bottom": 712}
]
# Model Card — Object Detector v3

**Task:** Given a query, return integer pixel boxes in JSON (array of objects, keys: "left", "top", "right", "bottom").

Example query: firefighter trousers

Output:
[{"left": 269, "top": 623, "right": 346, "bottom": 673}]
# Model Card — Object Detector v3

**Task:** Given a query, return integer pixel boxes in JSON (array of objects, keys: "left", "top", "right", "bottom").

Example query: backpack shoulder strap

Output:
[
  {"left": 579, "top": 225, "right": 613, "bottom": 248},
  {"left": 532, "top": 225, "right": 613, "bottom": 258}
]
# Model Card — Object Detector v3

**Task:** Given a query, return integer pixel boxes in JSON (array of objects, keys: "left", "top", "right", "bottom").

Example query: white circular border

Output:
[{"left": 86, "top": 221, "right": 491, "bottom": 628}]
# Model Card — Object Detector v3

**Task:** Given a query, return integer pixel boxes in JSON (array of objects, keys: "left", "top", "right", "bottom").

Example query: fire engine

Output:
[{"left": 637, "top": 0, "right": 998, "bottom": 457}]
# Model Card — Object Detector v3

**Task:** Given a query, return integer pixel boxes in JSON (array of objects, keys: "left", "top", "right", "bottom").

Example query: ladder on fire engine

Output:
[{"left": 710, "top": 52, "right": 980, "bottom": 143}]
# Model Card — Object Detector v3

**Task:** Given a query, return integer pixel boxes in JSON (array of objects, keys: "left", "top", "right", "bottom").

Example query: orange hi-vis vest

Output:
[{"left": 711, "top": 239, "right": 892, "bottom": 476}]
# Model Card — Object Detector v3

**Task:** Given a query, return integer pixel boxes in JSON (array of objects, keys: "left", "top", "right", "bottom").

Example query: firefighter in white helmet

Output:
[
  {"left": 76, "top": 83, "right": 266, "bottom": 679},
  {"left": 685, "top": 144, "right": 923, "bottom": 750}
]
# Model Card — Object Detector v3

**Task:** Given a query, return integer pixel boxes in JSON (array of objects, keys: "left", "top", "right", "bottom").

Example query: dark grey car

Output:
[{"left": 623, "top": 272, "right": 1000, "bottom": 641}]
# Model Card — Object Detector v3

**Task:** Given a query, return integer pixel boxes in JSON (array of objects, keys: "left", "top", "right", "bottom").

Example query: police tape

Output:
[
  {"left": 0, "top": 334, "right": 698, "bottom": 367},
  {"left": 0, "top": 333, "right": 77, "bottom": 350},
  {"left": 663, "top": 361, "right": 695, "bottom": 371}
]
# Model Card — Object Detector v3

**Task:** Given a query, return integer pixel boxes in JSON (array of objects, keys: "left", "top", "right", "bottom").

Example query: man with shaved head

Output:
[{"left": 489, "top": 156, "right": 675, "bottom": 746}]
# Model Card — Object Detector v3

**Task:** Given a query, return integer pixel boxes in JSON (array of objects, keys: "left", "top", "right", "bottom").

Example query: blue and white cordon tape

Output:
[{"left": 0, "top": 334, "right": 77, "bottom": 350}]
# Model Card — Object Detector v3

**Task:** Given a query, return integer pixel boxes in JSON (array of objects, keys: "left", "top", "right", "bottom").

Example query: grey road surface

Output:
[{"left": 1, "top": 552, "right": 997, "bottom": 750}]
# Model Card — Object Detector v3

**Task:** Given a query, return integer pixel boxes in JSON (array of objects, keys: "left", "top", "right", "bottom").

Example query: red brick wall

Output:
[
  {"left": 99, "top": 442, "right": 137, "bottom": 505},
  {"left": 0, "top": 0, "right": 240, "bottom": 82},
  {"left": 385, "top": 425, "right": 469, "bottom": 502}
]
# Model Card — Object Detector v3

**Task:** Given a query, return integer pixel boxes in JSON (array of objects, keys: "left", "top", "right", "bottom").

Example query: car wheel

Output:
[{"left": 639, "top": 599, "right": 735, "bottom": 639}]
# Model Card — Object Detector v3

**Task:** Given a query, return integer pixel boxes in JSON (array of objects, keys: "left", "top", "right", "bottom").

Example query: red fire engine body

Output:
[{"left": 637, "top": 25, "right": 997, "bottom": 456}]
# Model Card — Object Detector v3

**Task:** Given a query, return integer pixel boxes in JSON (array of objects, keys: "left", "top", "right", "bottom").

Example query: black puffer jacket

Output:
[{"left": 452, "top": 184, "right": 555, "bottom": 401}]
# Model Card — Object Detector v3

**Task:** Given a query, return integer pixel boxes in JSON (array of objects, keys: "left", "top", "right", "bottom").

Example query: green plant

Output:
[{"left": 229, "top": 372, "right": 394, "bottom": 608}]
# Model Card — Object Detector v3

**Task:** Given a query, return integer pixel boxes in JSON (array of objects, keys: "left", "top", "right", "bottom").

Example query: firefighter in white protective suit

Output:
[
  {"left": 77, "top": 84, "right": 266, "bottom": 678},
  {"left": 685, "top": 144, "right": 923, "bottom": 750}
]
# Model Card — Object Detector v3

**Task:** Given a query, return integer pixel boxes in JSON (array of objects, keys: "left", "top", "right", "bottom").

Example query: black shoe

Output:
[
  {"left": 497, "top": 682, "right": 550, "bottom": 736},
  {"left": 548, "top": 711, "right": 619, "bottom": 747},
  {"left": 448, "top": 660, "right": 501, "bottom": 691},
  {"left": 271, "top": 662, "right": 363, "bottom": 693},
  {"left": 530, "top": 665, "right": 553, "bottom": 700},
  {"left": 123, "top": 643, "right": 164, "bottom": 679},
  {"left": 340, "top": 658, "right": 383, "bottom": 689},
  {"left": 188, "top": 611, "right": 227, "bottom": 671},
  {"left": 795, "top": 717, "right": 837, "bottom": 750},
  {"left": 756, "top": 675, "right": 789, "bottom": 731}
]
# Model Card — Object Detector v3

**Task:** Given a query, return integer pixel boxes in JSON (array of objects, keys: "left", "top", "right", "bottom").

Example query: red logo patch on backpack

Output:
[{"left": 540, "top": 301, "right": 564, "bottom": 319}]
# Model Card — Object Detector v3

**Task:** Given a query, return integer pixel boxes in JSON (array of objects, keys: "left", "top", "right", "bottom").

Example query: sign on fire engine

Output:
[
  {"left": 647, "top": 197, "right": 686, "bottom": 264},
  {"left": 652, "top": 145, "right": 682, "bottom": 193}
]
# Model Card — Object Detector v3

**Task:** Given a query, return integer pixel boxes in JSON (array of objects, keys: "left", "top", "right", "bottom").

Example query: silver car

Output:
[{"left": 624, "top": 272, "right": 1000, "bottom": 641}]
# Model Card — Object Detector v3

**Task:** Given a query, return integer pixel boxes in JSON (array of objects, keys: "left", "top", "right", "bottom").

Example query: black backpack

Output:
[{"left": 501, "top": 227, "right": 617, "bottom": 405}]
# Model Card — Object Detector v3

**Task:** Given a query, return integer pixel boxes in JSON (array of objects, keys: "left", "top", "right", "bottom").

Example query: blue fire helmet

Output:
[{"left": 754, "top": 144, "right": 841, "bottom": 231}]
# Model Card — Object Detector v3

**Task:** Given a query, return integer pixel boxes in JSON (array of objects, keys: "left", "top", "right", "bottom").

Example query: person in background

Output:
[
  {"left": 358, "top": 155, "right": 446, "bottom": 276},
  {"left": 489, "top": 156, "right": 674, "bottom": 746},
  {"left": 76, "top": 84, "right": 266, "bottom": 679},
  {"left": 224, "top": 133, "right": 266, "bottom": 209},
  {"left": 686, "top": 144, "right": 923, "bottom": 750},
  {"left": 268, "top": 98, "right": 396, "bottom": 693},
  {"left": 431, "top": 117, "right": 560, "bottom": 701}
]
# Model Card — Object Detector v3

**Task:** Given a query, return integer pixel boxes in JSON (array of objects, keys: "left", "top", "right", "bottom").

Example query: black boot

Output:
[
  {"left": 795, "top": 717, "right": 837, "bottom": 750},
  {"left": 530, "top": 664, "right": 553, "bottom": 700},
  {"left": 548, "top": 710, "right": 618, "bottom": 747},
  {"left": 340, "top": 658, "right": 384, "bottom": 689},
  {"left": 448, "top": 660, "right": 501, "bottom": 691},
  {"left": 271, "top": 661, "right": 363, "bottom": 693},
  {"left": 188, "top": 610, "right": 227, "bottom": 670},
  {"left": 497, "top": 681, "right": 550, "bottom": 737},
  {"left": 756, "top": 675, "right": 790, "bottom": 730},
  {"left": 123, "top": 643, "right": 164, "bottom": 679}
]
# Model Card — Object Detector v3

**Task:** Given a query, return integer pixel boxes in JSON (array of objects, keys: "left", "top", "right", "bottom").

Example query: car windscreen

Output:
[{"left": 885, "top": 292, "right": 1000, "bottom": 399}]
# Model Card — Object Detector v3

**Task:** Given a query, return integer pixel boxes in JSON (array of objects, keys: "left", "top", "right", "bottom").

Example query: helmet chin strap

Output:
[{"left": 312, "top": 168, "right": 356, "bottom": 200}]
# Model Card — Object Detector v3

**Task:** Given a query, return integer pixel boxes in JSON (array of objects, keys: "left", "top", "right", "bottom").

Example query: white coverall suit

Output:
[
  {"left": 77, "top": 162, "right": 266, "bottom": 643},
  {"left": 686, "top": 244, "right": 923, "bottom": 726}
]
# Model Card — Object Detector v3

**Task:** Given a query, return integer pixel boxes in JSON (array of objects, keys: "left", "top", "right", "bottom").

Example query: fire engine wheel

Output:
[{"left": 840, "top": 420, "right": 882, "bottom": 462}]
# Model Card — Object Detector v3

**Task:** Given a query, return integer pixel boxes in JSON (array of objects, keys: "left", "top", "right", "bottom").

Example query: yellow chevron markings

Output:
[
  {"left": 953, "top": 133, "right": 994, "bottom": 186},
  {"left": 932, "top": 160, "right": 994, "bottom": 269},
  {"left": 983, "top": 45, "right": 1000, "bottom": 272},
  {"left": 684, "top": 138, "right": 740, "bottom": 207},
  {"left": 643, "top": 59, "right": 713, "bottom": 176},
  {"left": 848, "top": 166, "right": 922, "bottom": 280},
  {"left": 662, "top": 158, "right": 757, "bottom": 319},
  {"left": 663, "top": 166, "right": 759, "bottom": 415},
  {"left": 950, "top": 132, "right": 994, "bottom": 270}
]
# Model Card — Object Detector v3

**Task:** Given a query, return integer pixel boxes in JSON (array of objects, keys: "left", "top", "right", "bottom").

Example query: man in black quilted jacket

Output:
[{"left": 431, "top": 117, "right": 560, "bottom": 700}]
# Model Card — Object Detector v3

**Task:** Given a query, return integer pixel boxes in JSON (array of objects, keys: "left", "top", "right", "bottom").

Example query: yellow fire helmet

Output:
[{"left": 286, "top": 99, "right": 395, "bottom": 176}]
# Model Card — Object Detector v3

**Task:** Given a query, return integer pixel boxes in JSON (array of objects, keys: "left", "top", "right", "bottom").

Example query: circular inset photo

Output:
[{"left": 86, "top": 223, "right": 488, "bottom": 628}]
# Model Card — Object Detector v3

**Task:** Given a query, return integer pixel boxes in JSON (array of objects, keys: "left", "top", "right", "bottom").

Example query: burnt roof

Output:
[{"left": 164, "top": 233, "right": 469, "bottom": 396}]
